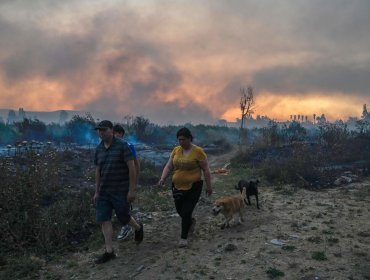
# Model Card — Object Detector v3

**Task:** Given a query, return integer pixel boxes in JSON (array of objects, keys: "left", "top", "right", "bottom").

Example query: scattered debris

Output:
[
  {"left": 136, "top": 265, "right": 145, "bottom": 272},
  {"left": 211, "top": 162, "right": 231, "bottom": 174},
  {"left": 211, "top": 168, "right": 229, "bottom": 174},
  {"left": 270, "top": 239, "right": 286, "bottom": 246},
  {"left": 333, "top": 172, "right": 359, "bottom": 186},
  {"left": 296, "top": 173, "right": 311, "bottom": 187}
]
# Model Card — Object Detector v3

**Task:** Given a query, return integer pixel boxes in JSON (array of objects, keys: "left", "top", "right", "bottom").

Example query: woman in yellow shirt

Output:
[{"left": 159, "top": 127, "right": 213, "bottom": 248}]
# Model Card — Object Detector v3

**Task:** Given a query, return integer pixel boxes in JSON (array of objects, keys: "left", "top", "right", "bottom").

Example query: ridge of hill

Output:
[{"left": 0, "top": 108, "right": 113, "bottom": 124}]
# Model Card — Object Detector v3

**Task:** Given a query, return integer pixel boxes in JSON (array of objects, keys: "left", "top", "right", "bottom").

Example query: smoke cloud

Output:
[{"left": 0, "top": 0, "right": 369, "bottom": 123}]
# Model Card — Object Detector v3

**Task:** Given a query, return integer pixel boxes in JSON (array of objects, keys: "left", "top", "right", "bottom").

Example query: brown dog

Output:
[{"left": 212, "top": 188, "right": 246, "bottom": 229}]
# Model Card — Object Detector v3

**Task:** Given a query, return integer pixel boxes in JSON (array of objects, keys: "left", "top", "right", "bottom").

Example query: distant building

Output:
[
  {"left": 216, "top": 119, "right": 228, "bottom": 127},
  {"left": 217, "top": 115, "right": 271, "bottom": 128},
  {"left": 59, "top": 110, "right": 69, "bottom": 124},
  {"left": 18, "top": 108, "right": 26, "bottom": 120},
  {"left": 7, "top": 110, "right": 17, "bottom": 124}
]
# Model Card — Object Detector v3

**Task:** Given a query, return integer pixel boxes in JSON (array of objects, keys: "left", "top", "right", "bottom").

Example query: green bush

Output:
[
  {"left": 139, "top": 188, "right": 173, "bottom": 212},
  {"left": 230, "top": 122, "right": 369, "bottom": 186},
  {"left": 259, "top": 143, "right": 322, "bottom": 184},
  {"left": 139, "top": 158, "right": 160, "bottom": 186},
  {"left": 312, "top": 251, "right": 328, "bottom": 261},
  {"left": 282, "top": 245, "right": 296, "bottom": 251},
  {"left": 0, "top": 256, "right": 42, "bottom": 280},
  {"left": 266, "top": 267, "right": 285, "bottom": 278},
  {"left": 0, "top": 150, "right": 95, "bottom": 254}
]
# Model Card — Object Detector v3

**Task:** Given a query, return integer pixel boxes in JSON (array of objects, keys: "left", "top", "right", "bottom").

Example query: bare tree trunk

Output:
[
  {"left": 239, "top": 86, "right": 255, "bottom": 150},
  {"left": 239, "top": 108, "right": 245, "bottom": 145}
]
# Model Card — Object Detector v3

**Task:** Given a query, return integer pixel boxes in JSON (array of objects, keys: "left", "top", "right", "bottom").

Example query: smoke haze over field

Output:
[{"left": 0, "top": 0, "right": 369, "bottom": 124}]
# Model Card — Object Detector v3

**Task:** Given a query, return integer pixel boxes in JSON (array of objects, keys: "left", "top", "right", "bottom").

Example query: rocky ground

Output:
[{"left": 42, "top": 150, "right": 370, "bottom": 280}]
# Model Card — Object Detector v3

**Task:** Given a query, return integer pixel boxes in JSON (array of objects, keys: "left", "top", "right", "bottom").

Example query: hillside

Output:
[{"left": 0, "top": 108, "right": 113, "bottom": 124}]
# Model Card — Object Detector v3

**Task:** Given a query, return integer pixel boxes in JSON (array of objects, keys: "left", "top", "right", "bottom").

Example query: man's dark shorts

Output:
[{"left": 96, "top": 191, "right": 131, "bottom": 225}]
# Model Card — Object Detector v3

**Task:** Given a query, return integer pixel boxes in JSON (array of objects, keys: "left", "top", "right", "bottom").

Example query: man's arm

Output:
[
  {"left": 93, "top": 166, "right": 101, "bottom": 204},
  {"left": 127, "top": 159, "right": 137, "bottom": 203}
]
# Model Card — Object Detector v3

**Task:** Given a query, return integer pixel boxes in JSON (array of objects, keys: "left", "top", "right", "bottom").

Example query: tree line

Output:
[{"left": 0, "top": 114, "right": 240, "bottom": 147}]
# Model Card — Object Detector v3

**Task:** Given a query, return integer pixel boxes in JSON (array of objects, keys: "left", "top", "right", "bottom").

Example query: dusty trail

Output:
[{"left": 45, "top": 150, "right": 370, "bottom": 280}]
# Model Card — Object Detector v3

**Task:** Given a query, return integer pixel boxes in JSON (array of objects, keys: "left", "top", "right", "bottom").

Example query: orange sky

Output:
[
  {"left": 0, "top": 1, "right": 369, "bottom": 124},
  {"left": 222, "top": 92, "right": 366, "bottom": 122}
]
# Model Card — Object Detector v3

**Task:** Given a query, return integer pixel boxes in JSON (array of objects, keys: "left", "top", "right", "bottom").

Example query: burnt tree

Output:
[{"left": 239, "top": 86, "right": 255, "bottom": 146}]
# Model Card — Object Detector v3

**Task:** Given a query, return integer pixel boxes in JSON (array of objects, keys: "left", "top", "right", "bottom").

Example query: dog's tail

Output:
[{"left": 241, "top": 187, "right": 246, "bottom": 200}]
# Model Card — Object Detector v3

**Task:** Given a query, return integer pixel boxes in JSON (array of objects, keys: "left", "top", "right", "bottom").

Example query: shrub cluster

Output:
[
  {"left": 0, "top": 150, "right": 95, "bottom": 254},
  {"left": 232, "top": 123, "right": 370, "bottom": 186},
  {"left": 139, "top": 158, "right": 161, "bottom": 186},
  {"left": 1, "top": 114, "right": 240, "bottom": 147}
]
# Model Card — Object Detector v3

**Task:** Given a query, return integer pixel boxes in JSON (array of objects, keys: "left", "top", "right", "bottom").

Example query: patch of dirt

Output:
[
  {"left": 46, "top": 181, "right": 370, "bottom": 279},
  {"left": 207, "top": 146, "right": 238, "bottom": 169},
  {"left": 44, "top": 150, "right": 370, "bottom": 280}
]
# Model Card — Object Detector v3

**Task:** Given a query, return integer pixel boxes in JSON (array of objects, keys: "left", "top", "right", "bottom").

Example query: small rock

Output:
[
  {"left": 334, "top": 177, "right": 346, "bottom": 186},
  {"left": 224, "top": 243, "right": 237, "bottom": 252},
  {"left": 341, "top": 176, "right": 353, "bottom": 183}
]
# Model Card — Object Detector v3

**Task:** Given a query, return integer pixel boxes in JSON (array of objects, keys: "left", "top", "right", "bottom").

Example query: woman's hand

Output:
[
  {"left": 205, "top": 186, "right": 213, "bottom": 196},
  {"left": 158, "top": 157, "right": 173, "bottom": 187},
  {"left": 158, "top": 178, "right": 165, "bottom": 186}
]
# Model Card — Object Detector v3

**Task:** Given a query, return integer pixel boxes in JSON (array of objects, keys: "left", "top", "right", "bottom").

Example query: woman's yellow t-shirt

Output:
[{"left": 171, "top": 145, "right": 207, "bottom": 191}]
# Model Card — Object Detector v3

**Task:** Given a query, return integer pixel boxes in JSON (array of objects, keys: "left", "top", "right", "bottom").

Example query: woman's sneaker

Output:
[
  {"left": 178, "top": 238, "right": 188, "bottom": 248},
  {"left": 117, "top": 225, "right": 133, "bottom": 241}
]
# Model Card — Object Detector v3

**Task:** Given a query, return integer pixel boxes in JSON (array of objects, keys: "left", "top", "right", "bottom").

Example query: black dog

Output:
[{"left": 235, "top": 179, "right": 260, "bottom": 209}]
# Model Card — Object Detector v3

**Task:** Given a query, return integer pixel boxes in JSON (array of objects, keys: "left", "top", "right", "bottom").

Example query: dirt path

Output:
[
  {"left": 207, "top": 147, "right": 238, "bottom": 169},
  {"left": 44, "top": 148, "right": 370, "bottom": 279}
]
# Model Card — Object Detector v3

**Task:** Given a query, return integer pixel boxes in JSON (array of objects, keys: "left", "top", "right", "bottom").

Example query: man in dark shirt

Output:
[{"left": 93, "top": 120, "right": 143, "bottom": 264}]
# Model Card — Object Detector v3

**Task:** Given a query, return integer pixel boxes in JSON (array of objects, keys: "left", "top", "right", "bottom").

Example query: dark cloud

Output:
[
  {"left": 86, "top": 91, "right": 215, "bottom": 125},
  {"left": 253, "top": 62, "right": 370, "bottom": 97},
  {"left": 0, "top": 17, "right": 98, "bottom": 81},
  {"left": 204, "top": 1, "right": 370, "bottom": 56},
  {"left": 144, "top": 100, "right": 216, "bottom": 125},
  {"left": 103, "top": 50, "right": 182, "bottom": 98},
  {"left": 291, "top": 1, "right": 370, "bottom": 49},
  {"left": 215, "top": 78, "right": 254, "bottom": 108}
]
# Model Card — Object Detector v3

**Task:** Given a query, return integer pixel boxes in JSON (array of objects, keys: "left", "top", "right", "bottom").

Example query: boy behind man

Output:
[{"left": 113, "top": 124, "right": 140, "bottom": 241}]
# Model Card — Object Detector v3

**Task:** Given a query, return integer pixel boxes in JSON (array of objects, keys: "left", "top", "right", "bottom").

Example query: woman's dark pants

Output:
[{"left": 172, "top": 181, "right": 203, "bottom": 239}]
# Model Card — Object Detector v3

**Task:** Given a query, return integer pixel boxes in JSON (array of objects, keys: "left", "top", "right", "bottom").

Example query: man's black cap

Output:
[{"left": 94, "top": 120, "right": 113, "bottom": 130}]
